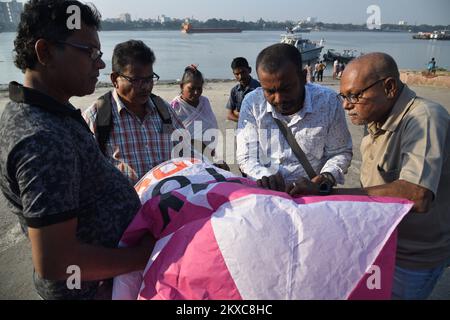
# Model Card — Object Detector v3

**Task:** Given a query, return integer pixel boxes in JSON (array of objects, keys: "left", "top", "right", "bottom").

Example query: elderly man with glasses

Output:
[
  {"left": 294, "top": 52, "right": 450, "bottom": 300},
  {"left": 84, "top": 40, "right": 185, "bottom": 185}
]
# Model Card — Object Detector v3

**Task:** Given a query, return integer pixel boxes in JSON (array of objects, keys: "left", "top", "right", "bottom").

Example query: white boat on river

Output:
[{"left": 280, "top": 33, "right": 324, "bottom": 65}]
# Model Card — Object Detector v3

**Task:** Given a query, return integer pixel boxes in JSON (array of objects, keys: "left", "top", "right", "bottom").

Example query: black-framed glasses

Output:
[
  {"left": 338, "top": 77, "right": 389, "bottom": 104},
  {"left": 118, "top": 72, "right": 160, "bottom": 86},
  {"left": 57, "top": 41, "right": 103, "bottom": 61}
]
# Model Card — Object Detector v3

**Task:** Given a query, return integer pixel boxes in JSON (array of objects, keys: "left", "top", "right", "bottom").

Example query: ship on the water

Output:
[
  {"left": 323, "top": 49, "right": 361, "bottom": 63},
  {"left": 280, "top": 33, "right": 324, "bottom": 66},
  {"left": 181, "top": 21, "right": 242, "bottom": 34},
  {"left": 286, "top": 21, "right": 312, "bottom": 34},
  {"left": 412, "top": 30, "right": 450, "bottom": 40}
]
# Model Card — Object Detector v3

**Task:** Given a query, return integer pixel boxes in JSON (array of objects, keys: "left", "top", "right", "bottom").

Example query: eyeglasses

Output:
[
  {"left": 57, "top": 41, "right": 103, "bottom": 61},
  {"left": 118, "top": 72, "right": 160, "bottom": 86},
  {"left": 338, "top": 77, "right": 388, "bottom": 104}
]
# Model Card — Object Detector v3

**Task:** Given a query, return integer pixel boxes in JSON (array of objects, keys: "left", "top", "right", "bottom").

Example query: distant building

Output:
[
  {"left": 119, "top": 13, "right": 132, "bottom": 23},
  {"left": 158, "top": 15, "right": 171, "bottom": 24},
  {"left": 306, "top": 17, "right": 318, "bottom": 24},
  {"left": 398, "top": 20, "right": 407, "bottom": 25},
  {"left": 0, "top": 0, "right": 23, "bottom": 25}
]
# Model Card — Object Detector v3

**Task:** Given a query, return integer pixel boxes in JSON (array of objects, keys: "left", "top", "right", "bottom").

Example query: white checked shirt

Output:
[
  {"left": 236, "top": 84, "right": 353, "bottom": 185},
  {"left": 83, "top": 90, "right": 185, "bottom": 185}
]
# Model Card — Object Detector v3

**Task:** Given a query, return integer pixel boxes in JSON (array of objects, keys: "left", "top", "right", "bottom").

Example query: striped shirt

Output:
[{"left": 83, "top": 90, "right": 185, "bottom": 185}]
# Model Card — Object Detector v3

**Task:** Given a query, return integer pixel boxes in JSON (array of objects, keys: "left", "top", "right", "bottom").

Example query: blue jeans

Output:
[{"left": 392, "top": 261, "right": 450, "bottom": 300}]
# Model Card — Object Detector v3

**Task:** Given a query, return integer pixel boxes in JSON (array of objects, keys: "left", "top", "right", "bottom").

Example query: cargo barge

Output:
[{"left": 181, "top": 22, "right": 242, "bottom": 34}]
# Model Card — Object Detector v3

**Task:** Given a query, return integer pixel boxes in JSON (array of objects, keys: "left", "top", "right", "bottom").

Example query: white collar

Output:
[{"left": 266, "top": 84, "right": 313, "bottom": 125}]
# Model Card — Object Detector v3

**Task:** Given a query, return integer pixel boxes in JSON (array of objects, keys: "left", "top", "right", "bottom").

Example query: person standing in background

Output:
[{"left": 226, "top": 57, "right": 261, "bottom": 123}]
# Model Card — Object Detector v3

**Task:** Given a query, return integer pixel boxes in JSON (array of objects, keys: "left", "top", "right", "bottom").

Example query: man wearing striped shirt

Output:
[{"left": 84, "top": 40, "right": 185, "bottom": 185}]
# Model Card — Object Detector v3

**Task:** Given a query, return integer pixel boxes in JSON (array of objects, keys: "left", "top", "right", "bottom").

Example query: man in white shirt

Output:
[
  {"left": 236, "top": 43, "right": 353, "bottom": 193},
  {"left": 333, "top": 59, "right": 339, "bottom": 79}
]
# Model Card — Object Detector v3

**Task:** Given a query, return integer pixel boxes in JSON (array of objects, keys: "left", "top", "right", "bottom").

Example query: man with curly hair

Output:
[{"left": 0, "top": 0, "right": 154, "bottom": 300}]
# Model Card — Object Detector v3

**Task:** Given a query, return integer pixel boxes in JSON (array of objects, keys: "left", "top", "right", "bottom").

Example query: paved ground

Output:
[{"left": 0, "top": 78, "right": 448, "bottom": 299}]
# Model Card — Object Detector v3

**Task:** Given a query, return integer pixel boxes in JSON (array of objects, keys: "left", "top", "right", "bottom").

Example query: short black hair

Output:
[
  {"left": 14, "top": 0, "right": 101, "bottom": 72},
  {"left": 181, "top": 65, "right": 204, "bottom": 86},
  {"left": 112, "top": 40, "right": 155, "bottom": 73},
  {"left": 231, "top": 57, "right": 250, "bottom": 70},
  {"left": 256, "top": 43, "right": 303, "bottom": 75}
]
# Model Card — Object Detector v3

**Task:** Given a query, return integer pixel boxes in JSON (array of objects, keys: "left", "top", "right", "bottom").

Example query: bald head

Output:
[
  {"left": 344, "top": 52, "right": 400, "bottom": 84},
  {"left": 340, "top": 52, "right": 404, "bottom": 126}
]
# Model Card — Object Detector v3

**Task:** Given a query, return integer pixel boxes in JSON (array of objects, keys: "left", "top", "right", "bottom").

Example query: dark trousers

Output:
[{"left": 317, "top": 70, "right": 324, "bottom": 82}]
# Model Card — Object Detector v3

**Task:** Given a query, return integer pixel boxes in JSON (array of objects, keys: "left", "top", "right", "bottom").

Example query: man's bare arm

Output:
[
  {"left": 332, "top": 180, "right": 433, "bottom": 213},
  {"left": 285, "top": 177, "right": 432, "bottom": 213},
  {"left": 29, "top": 218, "right": 154, "bottom": 281},
  {"left": 227, "top": 109, "right": 240, "bottom": 122}
]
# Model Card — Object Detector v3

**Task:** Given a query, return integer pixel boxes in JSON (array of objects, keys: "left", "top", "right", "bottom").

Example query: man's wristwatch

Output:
[
  {"left": 318, "top": 172, "right": 336, "bottom": 195},
  {"left": 321, "top": 172, "right": 336, "bottom": 185}
]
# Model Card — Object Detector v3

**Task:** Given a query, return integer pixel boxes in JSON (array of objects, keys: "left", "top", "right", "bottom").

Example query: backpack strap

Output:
[
  {"left": 94, "top": 92, "right": 173, "bottom": 155},
  {"left": 94, "top": 91, "right": 113, "bottom": 156},
  {"left": 150, "top": 94, "right": 173, "bottom": 134}
]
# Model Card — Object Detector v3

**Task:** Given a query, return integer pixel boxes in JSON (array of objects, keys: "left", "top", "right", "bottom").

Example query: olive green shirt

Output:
[{"left": 360, "top": 85, "right": 450, "bottom": 269}]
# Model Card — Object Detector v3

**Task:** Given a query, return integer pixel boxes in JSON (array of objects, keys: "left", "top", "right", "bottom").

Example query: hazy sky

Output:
[{"left": 79, "top": 0, "right": 450, "bottom": 25}]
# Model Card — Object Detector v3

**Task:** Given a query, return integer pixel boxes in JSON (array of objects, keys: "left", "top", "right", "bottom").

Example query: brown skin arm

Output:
[
  {"left": 287, "top": 179, "right": 433, "bottom": 213},
  {"left": 332, "top": 180, "right": 433, "bottom": 213},
  {"left": 259, "top": 174, "right": 326, "bottom": 195},
  {"left": 227, "top": 109, "right": 240, "bottom": 122},
  {"left": 197, "top": 140, "right": 231, "bottom": 171},
  {"left": 257, "top": 172, "right": 286, "bottom": 193},
  {"left": 29, "top": 218, "right": 155, "bottom": 281},
  {"left": 270, "top": 175, "right": 432, "bottom": 213}
]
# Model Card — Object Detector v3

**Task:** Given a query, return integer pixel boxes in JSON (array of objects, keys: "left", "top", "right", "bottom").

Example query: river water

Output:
[{"left": 1, "top": 30, "right": 449, "bottom": 84}]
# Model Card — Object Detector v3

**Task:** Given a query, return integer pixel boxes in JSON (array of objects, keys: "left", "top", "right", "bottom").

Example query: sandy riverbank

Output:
[
  {"left": 0, "top": 70, "right": 449, "bottom": 93},
  {"left": 0, "top": 77, "right": 449, "bottom": 299},
  {"left": 400, "top": 70, "right": 450, "bottom": 88}
]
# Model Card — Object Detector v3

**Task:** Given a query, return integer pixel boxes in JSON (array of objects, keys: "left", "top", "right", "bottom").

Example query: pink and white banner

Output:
[{"left": 113, "top": 158, "right": 413, "bottom": 300}]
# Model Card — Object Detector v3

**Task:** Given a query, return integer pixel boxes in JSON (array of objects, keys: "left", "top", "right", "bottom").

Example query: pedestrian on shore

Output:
[
  {"left": 304, "top": 62, "right": 313, "bottom": 83},
  {"left": 313, "top": 61, "right": 320, "bottom": 81},
  {"left": 317, "top": 60, "right": 326, "bottom": 82},
  {"left": 427, "top": 57, "right": 437, "bottom": 75},
  {"left": 333, "top": 59, "right": 339, "bottom": 79},
  {"left": 337, "top": 61, "right": 345, "bottom": 79}
]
